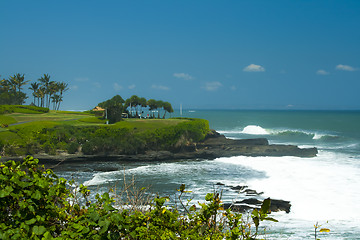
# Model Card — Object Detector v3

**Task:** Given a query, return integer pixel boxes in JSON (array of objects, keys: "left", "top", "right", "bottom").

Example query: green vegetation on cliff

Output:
[{"left": 0, "top": 106, "right": 210, "bottom": 157}]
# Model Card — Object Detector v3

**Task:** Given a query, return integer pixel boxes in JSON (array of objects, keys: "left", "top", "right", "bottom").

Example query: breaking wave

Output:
[{"left": 218, "top": 125, "right": 339, "bottom": 141}]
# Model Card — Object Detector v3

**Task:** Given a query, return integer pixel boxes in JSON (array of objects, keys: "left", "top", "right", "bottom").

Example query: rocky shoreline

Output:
[{"left": 2, "top": 129, "right": 318, "bottom": 164}]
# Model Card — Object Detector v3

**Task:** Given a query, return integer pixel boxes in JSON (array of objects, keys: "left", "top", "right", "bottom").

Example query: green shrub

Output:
[
  {"left": 67, "top": 142, "right": 79, "bottom": 154},
  {"left": 0, "top": 156, "right": 277, "bottom": 239}
]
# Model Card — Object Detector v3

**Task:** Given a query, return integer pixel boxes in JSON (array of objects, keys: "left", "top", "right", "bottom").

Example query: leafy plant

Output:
[{"left": 0, "top": 156, "right": 278, "bottom": 239}]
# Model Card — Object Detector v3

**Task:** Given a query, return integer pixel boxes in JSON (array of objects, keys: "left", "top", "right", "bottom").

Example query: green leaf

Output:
[
  {"left": 33, "top": 225, "right": 46, "bottom": 235},
  {"left": 31, "top": 190, "right": 42, "bottom": 200},
  {"left": 99, "top": 220, "right": 111, "bottom": 235},
  {"left": 264, "top": 217, "right": 279, "bottom": 222},
  {"left": 89, "top": 211, "right": 100, "bottom": 222},
  {"left": 0, "top": 186, "right": 13, "bottom": 198},
  {"left": 25, "top": 218, "right": 37, "bottom": 225},
  {"left": 179, "top": 184, "right": 186, "bottom": 192},
  {"left": 260, "top": 198, "right": 271, "bottom": 214}
]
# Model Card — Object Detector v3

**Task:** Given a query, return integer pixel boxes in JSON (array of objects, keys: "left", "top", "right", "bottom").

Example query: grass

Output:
[
  {"left": 115, "top": 118, "right": 186, "bottom": 132},
  {"left": 6, "top": 111, "right": 92, "bottom": 123},
  {"left": 0, "top": 109, "right": 190, "bottom": 143},
  {"left": 0, "top": 115, "right": 17, "bottom": 125}
]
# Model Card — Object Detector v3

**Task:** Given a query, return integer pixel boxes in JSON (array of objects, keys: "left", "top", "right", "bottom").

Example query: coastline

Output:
[{"left": 1, "top": 129, "right": 318, "bottom": 164}]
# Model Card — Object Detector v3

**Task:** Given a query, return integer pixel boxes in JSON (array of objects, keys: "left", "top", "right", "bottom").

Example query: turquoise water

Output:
[{"left": 54, "top": 110, "right": 360, "bottom": 239}]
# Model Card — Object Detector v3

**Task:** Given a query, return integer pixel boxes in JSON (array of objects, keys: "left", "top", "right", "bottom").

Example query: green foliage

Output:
[
  {"left": 0, "top": 157, "right": 277, "bottom": 239},
  {"left": 0, "top": 156, "right": 69, "bottom": 239},
  {"left": 98, "top": 95, "right": 125, "bottom": 123},
  {"left": 0, "top": 118, "right": 209, "bottom": 156},
  {"left": 0, "top": 105, "right": 49, "bottom": 114}
]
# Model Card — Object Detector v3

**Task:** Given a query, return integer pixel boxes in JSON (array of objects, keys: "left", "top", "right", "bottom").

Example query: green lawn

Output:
[
  {"left": 6, "top": 111, "right": 92, "bottom": 123},
  {"left": 0, "top": 110, "right": 188, "bottom": 143}
]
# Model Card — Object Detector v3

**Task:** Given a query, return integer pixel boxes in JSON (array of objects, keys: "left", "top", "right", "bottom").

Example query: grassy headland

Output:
[{"left": 0, "top": 105, "right": 210, "bottom": 157}]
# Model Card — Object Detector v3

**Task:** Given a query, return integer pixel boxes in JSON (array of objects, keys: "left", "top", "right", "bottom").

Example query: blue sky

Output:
[{"left": 1, "top": 0, "right": 359, "bottom": 110}]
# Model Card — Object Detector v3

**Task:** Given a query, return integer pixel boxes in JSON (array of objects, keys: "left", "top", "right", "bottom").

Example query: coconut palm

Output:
[
  {"left": 9, "top": 73, "right": 29, "bottom": 104},
  {"left": 29, "top": 82, "right": 39, "bottom": 105},
  {"left": 57, "top": 82, "right": 69, "bottom": 110},
  {"left": 38, "top": 74, "right": 51, "bottom": 107}
]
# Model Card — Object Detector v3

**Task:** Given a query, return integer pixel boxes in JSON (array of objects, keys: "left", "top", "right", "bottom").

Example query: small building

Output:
[{"left": 92, "top": 106, "right": 105, "bottom": 117}]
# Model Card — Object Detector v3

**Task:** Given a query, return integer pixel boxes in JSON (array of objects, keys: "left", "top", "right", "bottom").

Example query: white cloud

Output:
[
  {"left": 316, "top": 69, "right": 330, "bottom": 75},
  {"left": 243, "top": 64, "right": 265, "bottom": 72},
  {"left": 173, "top": 73, "right": 193, "bottom": 80},
  {"left": 113, "top": 83, "right": 123, "bottom": 91},
  {"left": 203, "top": 81, "right": 222, "bottom": 91},
  {"left": 70, "top": 85, "right": 78, "bottom": 91},
  {"left": 336, "top": 64, "right": 357, "bottom": 71},
  {"left": 74, "top": 77, "right": 89, "bottom": 82},
  {"left": 230, "top": 86, "right": 237, "bottom": 91},
  {"left": 152, "top": 84, "right": 170, "bottom": 90},
  {"left": 128, "top": 84, "right": 136, "bottom": 89},
  {"left": 92, "top": 82, "right": 102, "bottom": 88}
]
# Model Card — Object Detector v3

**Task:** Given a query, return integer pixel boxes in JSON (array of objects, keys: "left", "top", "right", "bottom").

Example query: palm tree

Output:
[
  {"left": 9, "top": 73, "right": 29, "bottom": 104},
  {"left": 57, "top": 82, "right": 69, "bottom": 110},
  {"left": 37, "top": 87, "right": 46, "bottom": 107},
  {"left": 51, "top": 94, "right": 62, "bottom": 110},
  {"left": 9, "top": 73, "right": 29, "bottom": 93},
  {"left": 47, "top": 81, "right": 59, "bottom": 109},
  {"left": 38, "top": 74, "right": 51, "bottom": 108},
  {"left": 29, "top": 82, "right": 39, "bottom": 105}
]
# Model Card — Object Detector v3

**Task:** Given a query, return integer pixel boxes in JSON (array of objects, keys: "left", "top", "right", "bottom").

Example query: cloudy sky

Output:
[{"left": 1, "top": 0, "right": 359, "bottom": 110}]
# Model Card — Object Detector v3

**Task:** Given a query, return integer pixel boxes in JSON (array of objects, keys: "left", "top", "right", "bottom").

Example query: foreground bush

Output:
[{"left": 0, "top": 156, "right": 276, "bottom": 239}]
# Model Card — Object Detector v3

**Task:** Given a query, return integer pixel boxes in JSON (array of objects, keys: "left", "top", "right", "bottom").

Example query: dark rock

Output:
[
  {"left": 6, "top": 129, "right": 317, "bottom": 166},
  {"left": 223, "top": 203, "right": 253, "bottom": 212},
  {"left": 269, "top": 199, "right": 291, "bottom": 213},
  {"left": 223, "top": 198, "right": 291, "bottom": 214},
  {"left": 236, "top": 198, "right": 262, "bottom": 205},
  {"left": 242, "top": 189, "right": 264, "bottom": 196},
  {"left": 216, "top": 182, "right": 225, "bottom": 186},
  {"left": 230, "top": 185, "right": 248, "bottom": 191}
]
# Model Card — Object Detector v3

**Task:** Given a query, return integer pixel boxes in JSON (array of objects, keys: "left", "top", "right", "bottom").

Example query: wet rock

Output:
[
  {"left": 230, "top": 185, "right": 248, "bottom": 191},
  {"left": 223, "top": 198, "right": 291, "bottom": 213}
]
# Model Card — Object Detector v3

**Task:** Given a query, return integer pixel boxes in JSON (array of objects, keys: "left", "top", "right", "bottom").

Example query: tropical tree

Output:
[
  {"left": 38, "top": 74, "right": 51, "bottom": 108},
  {"left": 138, "top": 97, "right": 147, "bottom": 118},
  {"left": 9, "top": 73, "right": 30, "bottom": 94},
  {"left": 147, "top": 99, "right": 158, "bottom": 118},
  {"left": 156, "top": 100, "right": 164, "bottom": 119},
  {"left": 98, "top": 95, "right": 125, "bottom": 123},
  {"left": 28, "top": 82, "right": 39, "bottom": 105},
  {"left": 57, "top": 82, "right": 69, "bottom": 110},
  {"left": 47, "top": 81, "right": 58, "bottom": 108},
  {"left": 162, "top": 101, "right": 174, "bottom": 118},
  {"left": 0, "top": 74, "right": 29, "bottom": 105}
]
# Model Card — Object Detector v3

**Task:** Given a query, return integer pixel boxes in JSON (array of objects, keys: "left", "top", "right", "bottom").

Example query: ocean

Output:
[{"left": 53, "top": 110, "right": 360, "bottom": 239}]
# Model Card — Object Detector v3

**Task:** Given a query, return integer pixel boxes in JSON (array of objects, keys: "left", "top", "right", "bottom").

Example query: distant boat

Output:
[{"left": 188, "top": 110, "right": 196, "bottom": 113}]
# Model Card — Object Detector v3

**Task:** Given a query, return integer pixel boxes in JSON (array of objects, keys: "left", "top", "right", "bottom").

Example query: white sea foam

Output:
[
  {"left": 241, "top": 125, "right": 269, "bottom": 135},
  {"left": 215, "top": 152, "right": 360, "bottom": 223},
  {"left": 218, "top": 126, "right": 339, "bottom": 142},
  {"left": 83, "top": 171, "right": 120, "bottom": 186}
]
